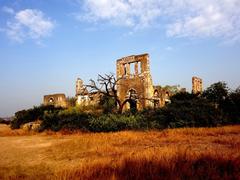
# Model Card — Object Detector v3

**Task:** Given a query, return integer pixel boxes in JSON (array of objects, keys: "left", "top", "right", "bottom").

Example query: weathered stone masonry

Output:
[
  {"left": 43, "top": 93, "right": 67, "bottom": 108},
  {"left": 116, "top": 54, "right": 154, "bottom": 111},
  {"left": 192, "top": 76, "right": 203, "bottom": 94}
]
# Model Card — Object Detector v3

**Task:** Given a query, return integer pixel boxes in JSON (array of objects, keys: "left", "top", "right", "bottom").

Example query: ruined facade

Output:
[
  {"left": 43, "top": 94, "right": 67, "bottom": 108},
  {"left": 75, "top": 78, "right": 101, "bottom": 106},
  {"left": 192, "top": 76, "right": 203, "bottom": 94},
  {"left": 117, "top": 54, "right": 154, "bottom": 111},
  {"left": 116, "top": 54, "right": 186, "bottom": 111},
  {"left": 152, "top": 86, "right": 172, "bottom": 108}
]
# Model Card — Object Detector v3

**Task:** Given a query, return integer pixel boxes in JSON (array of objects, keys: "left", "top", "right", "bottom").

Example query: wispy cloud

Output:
[
  {"left": 2, "top": 8, "right": 55, "bottom": 43},
  {"left": 78, "top": 0, "right": 240, "bottom": 43}
]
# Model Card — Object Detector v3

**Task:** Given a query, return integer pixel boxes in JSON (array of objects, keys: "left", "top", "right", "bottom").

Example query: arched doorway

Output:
[
  {"left": 123, "top": 89, "right": 138, "bottom": 112},
  {"left": 153, "top": 89, "right": 160, "bottom": 108},
  {"left": 49, "top": 97, "right": 54, "bottom": 103}
]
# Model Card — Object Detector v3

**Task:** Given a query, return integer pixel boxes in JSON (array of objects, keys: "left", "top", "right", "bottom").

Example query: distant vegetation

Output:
[
  {"left": 10, "top": 81, "right": 240, "bottom": 132},
  {"left": 0, "top": 118, "right": 10, "bottom": 125}
]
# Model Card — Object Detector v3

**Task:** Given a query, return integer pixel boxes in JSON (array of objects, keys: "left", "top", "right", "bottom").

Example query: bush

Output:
[
  {"left": 40, "top": 107, "right": 90, "bottom": 132},
  {"left": 163, "top": 98, "right": 222, "bottom": 128},
  {"left": 10, "top": 105, "right": 63, "bottom": 129},
  {"left": 140, "top": 92, "right": 223, "bottom": 129},
  {"left": 165, "top": 92, "right": 223, "bottom": 128},
  {"left": 99, "top": 95, "right": 116, "bottom": 113},
  {"left": 221, "top": 89, "right": 240, "bottom": 124},
  {"left": 140, "top": 108, "right": 169, "bottom": 129},
  {"left": 89, "top": 113, "right": 145, "bottom": 132},
  {"left": 0, "top": 118, "right": 10, "bottom": 125}
]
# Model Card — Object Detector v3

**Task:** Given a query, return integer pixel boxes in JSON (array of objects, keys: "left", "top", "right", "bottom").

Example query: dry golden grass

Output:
[{"left": 0, "top": 124, "right": 239, "bottom": 180}]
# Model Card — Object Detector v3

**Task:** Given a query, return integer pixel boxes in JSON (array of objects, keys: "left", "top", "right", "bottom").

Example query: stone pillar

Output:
[
  {"left": 126, "top": 63, "right": 130, "bottom": 76},
  {"left": 134, "top": 62, "right": 139, "bottom": 75}
]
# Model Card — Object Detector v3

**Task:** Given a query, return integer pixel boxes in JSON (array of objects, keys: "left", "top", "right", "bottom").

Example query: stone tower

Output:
[
  {"left": 76, "top": 78, "right": 87, "bottom": 96},
  {"left": 116, "top": 53, "right": 154, "bottom": 111},
  {"left": 192, "top": 76, "right": 203, "bottom": 94}
]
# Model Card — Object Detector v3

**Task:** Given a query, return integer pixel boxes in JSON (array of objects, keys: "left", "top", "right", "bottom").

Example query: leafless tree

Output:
[{"left": 85, "top": 73, "right": 135, "bottom": 113}]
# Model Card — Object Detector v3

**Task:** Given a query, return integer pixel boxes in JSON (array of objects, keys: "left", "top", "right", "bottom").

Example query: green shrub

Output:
[
  {"left": 220, "top": 89, "right": 240, "bottom": 124},
  {"left": 0, "top": 118, "right": 10, "bottom": 125},
  {"left": 10, "top": 105, "right": 63, "bottom": 129},
  {"left": 40, "top": 108, "right": 90, "bottom": 132},
  {"left": 89, "top": 113, "right": 145, "bottom": 132},
  {"left": 99, "top": 95, "right": 116, "bottom": 113},
  {"left": 139, "top": 108, "right": 169, "bottom": 129},
  {"left": 163, "top": 94, "right": 222, "bottom": 128}
]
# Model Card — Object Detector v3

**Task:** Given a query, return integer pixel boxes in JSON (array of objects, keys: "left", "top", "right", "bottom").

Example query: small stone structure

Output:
[
  {"left": 43, "top": 93, "right": 67, "bottom": 108},
  {"left": 152, "top": 86, "right": 172, "bottom": 108},
  {"left": 192, "top": 76, "right": 203, "bottom": 94},
  {"left": 22, "top": 121, "right": 41, "bottom": 131}
]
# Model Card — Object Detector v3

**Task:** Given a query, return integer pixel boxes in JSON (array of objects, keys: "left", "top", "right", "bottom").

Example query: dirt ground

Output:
[{"left": 0, "top": 124, "right": 239, "bottom": 179}]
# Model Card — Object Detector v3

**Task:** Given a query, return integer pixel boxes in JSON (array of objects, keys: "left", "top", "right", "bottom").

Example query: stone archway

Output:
[
  {"left": 49, "top": 97, "right": 54, "bottom": 103},
  {"left": 123, "top": 89, "right": 138, "bottom": 111},
  {"left": 153, "top": 89, "right": 160, "bottom": 108}
]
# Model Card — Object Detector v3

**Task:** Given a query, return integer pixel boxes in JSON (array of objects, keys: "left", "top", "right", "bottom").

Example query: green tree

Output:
[
  {"left": 221, "top": 87, "right": 240, "bottom": 123},
  {"left": 99, "top": 95, "right": 116, "bottom": 113},
  {"left": 170, "top": 92, "right": 199, "bottom": 102},
  {"left": 202, "top": 82, "right": 229, "bottom": 108}
]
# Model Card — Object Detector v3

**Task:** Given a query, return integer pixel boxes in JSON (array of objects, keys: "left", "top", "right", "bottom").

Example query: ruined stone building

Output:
[
  {"left": 76, "top": 78, "right": 90, "bottom": 106},
  {"left": 43, "top": 94, "right": 67, "bottom": 108},
  {"left": 75, "top": 78, "right": 101, "bottom": 106},
  {"left": 192, "top": 76, "right": 203, "bottom": 94},
  {"left": 44, "top": 53, "right": 201, "bottom": 111},
  {"left": 117, "top": 54, "right": 153, "bottom": 110},
  {"left": 116, "top": 53, "right": 179, "bottom": 111}
]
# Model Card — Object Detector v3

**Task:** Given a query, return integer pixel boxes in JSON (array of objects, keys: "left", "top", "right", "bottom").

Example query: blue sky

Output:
[{"left": 0, "top": 0, "right": 240, "bottom": 117}]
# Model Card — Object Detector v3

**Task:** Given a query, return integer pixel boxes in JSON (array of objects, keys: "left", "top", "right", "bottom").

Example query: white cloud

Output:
[
  {"left": 166, "top": 1, "right": 240, "bottom": 42},
  {"left": 3, "top": 9, "right": 55, "bottom": 43},
  {"left": 80, "top": 0, "right": 163, "bottom": 28},
  {"left": 79, "top": 0, "right": 240, "bottom": 43}
]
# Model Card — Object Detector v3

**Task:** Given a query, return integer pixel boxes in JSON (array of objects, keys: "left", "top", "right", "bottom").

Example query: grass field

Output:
[{"left": 0, "top": 124, "right": 239, "bottom": 180}]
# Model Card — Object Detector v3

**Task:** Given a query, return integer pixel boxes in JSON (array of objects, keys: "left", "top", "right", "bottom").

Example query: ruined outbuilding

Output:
[
  {"left": 75, "top": 78, "right": 101, "bottom": 106},
  {"left": 43, "top": 94, "right": 67, "bottom": 108}
]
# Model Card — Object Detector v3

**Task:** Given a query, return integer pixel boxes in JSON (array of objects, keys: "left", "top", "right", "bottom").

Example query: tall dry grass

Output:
[{"left": 0, "top": 125, "right": 239, "bottom": 180}]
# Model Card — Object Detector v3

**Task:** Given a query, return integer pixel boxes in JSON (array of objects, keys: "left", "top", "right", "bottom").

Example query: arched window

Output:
[
  {"left": 154, "top": 90, "right": 159, "bottom": 97},
  {"left": 49, "top": 97, "right": 54, "bottom": 103}
]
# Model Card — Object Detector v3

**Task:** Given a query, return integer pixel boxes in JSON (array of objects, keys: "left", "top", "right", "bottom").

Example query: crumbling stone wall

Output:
[
  {"left": 75, "top": 78, "right": 101, "bottom": 107},
  {"left": 43, "top": 94, "right": 67, "bottom": 108},
  {"left": 116, "top": 53, "right": 154, "bottom": 111},
  {"left": 76, "top": 78, "right": 88, "bottom": 96},
  {"left": 192, "top": 77, "right": 203, "bottom": 94},
  {"left": 152, "top": 86, "right": 172, "bottom": 108}
]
